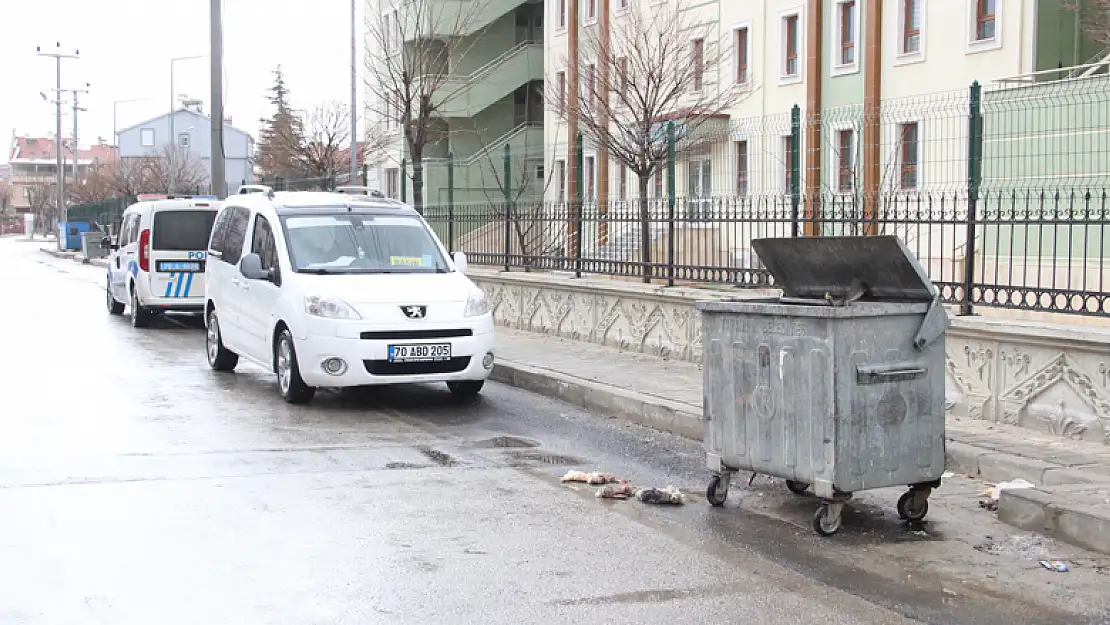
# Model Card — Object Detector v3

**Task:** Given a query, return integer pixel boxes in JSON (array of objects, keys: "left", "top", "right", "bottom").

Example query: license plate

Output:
[
  {"left": 158, "top": 260, "right": 202, "bottom": 272},
  {"left": 388, "top": 343, "right": 451, "bottom": 362}
]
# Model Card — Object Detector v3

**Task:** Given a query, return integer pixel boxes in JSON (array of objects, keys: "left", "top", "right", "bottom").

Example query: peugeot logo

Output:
[{"left": 400, "top": 305, "right": 427, "bottom": 319}]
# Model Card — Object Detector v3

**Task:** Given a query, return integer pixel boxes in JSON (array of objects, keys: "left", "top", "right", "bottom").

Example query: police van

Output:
[{"left": 106, "top": 195, "right": 221, "bottom": 328}]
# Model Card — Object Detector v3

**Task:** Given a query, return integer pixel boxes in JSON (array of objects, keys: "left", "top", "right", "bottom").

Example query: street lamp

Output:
[
  {"left": 170, "top": 54, "right": 207, "bottom": 193},
  {"left": 114, "top": 97, "right": 149, "bottom": 155}
]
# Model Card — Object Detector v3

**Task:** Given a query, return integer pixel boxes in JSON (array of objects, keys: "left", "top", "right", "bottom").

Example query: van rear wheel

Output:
[{"left": 130, "top": 289, "right": 153, "bottom": 328}]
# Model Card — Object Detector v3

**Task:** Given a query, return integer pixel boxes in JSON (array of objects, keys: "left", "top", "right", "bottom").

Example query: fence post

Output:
[
  {"left": 666, "top": 121, "right": 677, "bottom": 287},
  {"left": 360, "top": 164, "right": 368, "bottom": 187},
  {"left": 504, "top": 145, "right": 512, "bottom": 272},
  {"left": 400, "top": 157, "right": 407, "bottom": 203},
  {"left": 961, "top": 81, "right": 983, "bottom": 316},
  {"left": 447, "top": 152, "right": 455, "bottom": 254},
  {"left": 790, "top": 104, "right": 801, "bottom": 237},
  {"left": 575, "top": 131, "right": 584, "bottom": 278}
]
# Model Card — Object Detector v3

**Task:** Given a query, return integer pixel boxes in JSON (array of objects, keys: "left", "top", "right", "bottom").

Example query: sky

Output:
[{"left": 1, "top": 0, "right": 365, "bottom": 161}]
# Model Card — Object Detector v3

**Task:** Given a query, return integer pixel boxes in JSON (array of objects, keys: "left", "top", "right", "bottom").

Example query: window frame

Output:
[
  {"left": 556, "top": 70, "right": 566, "bottom": 115},
  {"left": 734, "top": 140, "right": 749, "bottom": 197},
  {"left": 898, "top": 121, "right": 921, "bottom": 191},
  {"left": 896, "top": 0, "right": 926, "bottom": 64},
  {"left": 178, "top": 133, "right": 190, "bottom": 149},
  {"left": 554, "top": 158, "right": 566, "bottom": 203},
  {"left": 732, "top": 24, "right": 751, "bottom": 87},
  {"left": 691, "top": 38, "right": 706, "bottom": 92},
  {"left": 831, "top": 0, "right": 859, "bottom": 76},
  {"left": 779, "top": 8, "right": 804, "bottom": 85},
  {"left": 583, "top": 154, "right": 597, "bottom": 201},
  {"left": 556, "top": 0, "right": 567, "bottom": 31},
  {"left": 836, "top": 127, "right": 856, "bottom": 193},
  {"left": 250, "top": 213, "right": 282, "bottom": 286},
  {"left": 221, "top": 206, "right": 249, "bottom": 265},
  {"left": 584, "top": 0, "right": 597, "bottom": 25},
  {"left": 140, "top": 128, "right": 155, "bottom": 148},
  {"left": 966, "top": 0, "right": 1001, "bottom": 52}
]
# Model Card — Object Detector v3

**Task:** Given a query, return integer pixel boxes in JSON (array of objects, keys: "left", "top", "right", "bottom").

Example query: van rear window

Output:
[{"left": 152, "top": 210, "right": 218, "bottom": 250}]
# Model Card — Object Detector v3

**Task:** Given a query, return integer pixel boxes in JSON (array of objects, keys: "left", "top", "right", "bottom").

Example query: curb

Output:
[
  {"left": 998, "top": 484, "right": 1110, "bottom": 556},
  {"left": 40, "top": 247, "right": 109, "bottom": 269},
  {"left": 490, "top": 360, "right": 704, "bottom": 440},
  {"left": 490, "top": 356, "right": 1110, "bottom": 556}
]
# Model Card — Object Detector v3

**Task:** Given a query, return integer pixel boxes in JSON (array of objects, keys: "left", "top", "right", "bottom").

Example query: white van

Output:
[
  {"left": 106, "top": 197, "right": 221, "bottom": 327},
  {"left": 203, "top": 187, "right": 495, "bottom": 404}
]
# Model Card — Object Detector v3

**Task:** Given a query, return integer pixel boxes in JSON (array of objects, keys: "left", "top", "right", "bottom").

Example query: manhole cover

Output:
[
  {"left": 507, "top": 450, "right": 584, "bottom": 466},
  {"left": 475, "top": 435, "right": 541, "bottom": 449}
]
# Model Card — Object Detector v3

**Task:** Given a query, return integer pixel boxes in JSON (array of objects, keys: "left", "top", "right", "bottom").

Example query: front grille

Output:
[
  {"left": 364, "top": 357, "right": 471, "bottom": 376},
  {"left": 360, "top": 329, "right": 473, "bottom": 340}
]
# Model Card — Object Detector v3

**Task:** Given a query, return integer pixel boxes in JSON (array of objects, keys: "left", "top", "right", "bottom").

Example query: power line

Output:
[{"left": 36, "top": 42, "right": 79, "bottom": 230}]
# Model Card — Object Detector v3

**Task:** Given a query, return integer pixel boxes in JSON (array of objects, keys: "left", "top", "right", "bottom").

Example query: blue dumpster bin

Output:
[{"left": 57, "top": 221, "right": 91, "bottom": 251}]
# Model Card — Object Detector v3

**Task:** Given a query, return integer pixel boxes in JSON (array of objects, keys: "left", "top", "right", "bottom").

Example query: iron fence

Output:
[{"left": 419, "top": 79, "right": 1110, "bottom": 317}]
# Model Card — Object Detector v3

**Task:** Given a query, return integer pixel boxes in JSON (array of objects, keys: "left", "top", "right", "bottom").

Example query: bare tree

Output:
[
  {"left": 148, "top": 146, "right": 210, "bottom": 194},
  {"left": 363, "top": 0, "right": 489, "bottom": 214},
  {"left": 67, "top": 161, "right": 118, "bottom": 204},
  {"left": 280, "top": 101, "right": 351, "bottom": 181},
  {"left": 0, "top": 182, "right": 12, "bottom": 218},
  {"left": 556, "top": 2, "right": 747, "bottom": 280},
  {"left": 1062, "top": 0, "right": 1110, "bottom": 47},
  {"left": 25, "top": 178, "right": 56, "bottom": 235}
]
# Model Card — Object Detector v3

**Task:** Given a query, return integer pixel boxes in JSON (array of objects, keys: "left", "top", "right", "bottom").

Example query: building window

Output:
[
  {"left": 975, "top": 0, "right": 995, "bottom": 41},
  {"left": 583, "top": 63, "right": 595, "bottom": 103},
  {"left": 902, "top": 0, "right": 922, "bottom": 55},
  {"left": 618, "top": 0, "right": 629, "bottom": 10},
  {"left": 178, "top": 133, "right": 190, "bottom": 149},
  {"left": 140, "top": 128, "right": 155, "bottom": 147},
  {"left": 691, "top": 38, "right": 705, "bottom": 92},
  {"left": 783, "top": 135, "right": 794, "bottom": 191},
  {"left": 556, "top": 71, "right": 566, "bottom": 115},
  {"left": 837, "top": 1, "right": 857, "bottom": 66},
  {"left": 386, "top": 168, "right": 400, "bottom": 198},
  {"left": 618, "top": 57, "right": 629, "bottom": 94},
  {"left": 899, "top": 122, "right": 919, "bottom": 190},
  {"left": 783, "top": 13, "right": 800, "bottom": 79},
  {"left": 584, "top": 155, "right": 596, "bottom": 200},
  {"left": 735, "top": 140, "right": 749, "bottom": 197},
  {"left": 555, "top": 159, "right": 566, "bottom": 203},
  {"left": 618, "top": 163, "right": 628, "bottom": 200},
  {"left": 585, "top": 0, "right": 597, "bottom": 24},
  {"left": 734, "top": 27, "right": 750, "bottom": 85},
  {"left": 558, "top": 0, "right": 566, "bottom": 29},
  {"left": 837, "top": 129, "right": 854, "bottom": 192}
]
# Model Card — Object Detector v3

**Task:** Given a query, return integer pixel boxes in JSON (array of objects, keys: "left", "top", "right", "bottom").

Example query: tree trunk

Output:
[
  {"left": 411, "top": 152, "right": 425, "bottom": 215},
  {"left": 638, "top": 174, "right": 652, "bottom": 283}
]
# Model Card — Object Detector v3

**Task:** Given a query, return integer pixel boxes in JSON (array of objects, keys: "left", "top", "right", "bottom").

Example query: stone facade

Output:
[{"left": 469, "top": 268, "right": 1110, "bottom": 446}]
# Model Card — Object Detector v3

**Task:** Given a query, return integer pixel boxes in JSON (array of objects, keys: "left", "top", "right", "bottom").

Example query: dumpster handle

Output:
[{"left": 912, "top": 296, "right": 949, "bottom": 352}]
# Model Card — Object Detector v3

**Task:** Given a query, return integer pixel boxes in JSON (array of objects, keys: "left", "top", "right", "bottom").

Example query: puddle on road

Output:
[
  {"left": 417, "top": 446, "right": 460, "bottom": 467},
  {"left": 505, "top": 450, "right": 584, "bottom": 466},
  {"left": 473, "top": 435, "right": 541, "bottom": 449}
]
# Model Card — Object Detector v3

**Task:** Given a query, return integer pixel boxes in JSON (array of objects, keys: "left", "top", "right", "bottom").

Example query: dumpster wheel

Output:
[
  {"left": 706, "top": 474, "right": 730, "bottom": 507},
  {"left": 785, "top": 480, "right": 809, "bottom": 495},
  {"left": 813, "top": 504, "right": 844, "bottom": 537},
  {"left": 897, "top": 490, "right": 930, "bottom": 522}
]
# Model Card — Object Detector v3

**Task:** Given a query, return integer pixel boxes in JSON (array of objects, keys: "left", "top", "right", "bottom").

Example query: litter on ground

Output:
[
  {"left": 596, "top": 481, "right": 634, "bottom": 499},
  {"left": 636, "top": 486, "right": 686, "bottom": 505},
  {"left": 1040, "top": 560, "right": 1070, "bottom": 572},
  {"left": 983, "top": 478, "right": 1036, "bottom": 500},
  {"left": 561, "top": 470, "right": 619, "bottom": 485}
]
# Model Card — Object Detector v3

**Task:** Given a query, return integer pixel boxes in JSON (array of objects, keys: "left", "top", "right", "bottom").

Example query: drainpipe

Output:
[
  {"left": 862, "top": 0, "right": 882, "bottom": 234},
  {"left": 804, "top": 0, "right": 823, "bottom": 235}
]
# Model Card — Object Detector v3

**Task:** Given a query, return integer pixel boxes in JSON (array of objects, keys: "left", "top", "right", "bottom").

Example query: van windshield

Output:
[
  {"left": 152, "top": 210, "right": 218, "bottom": 251},
  {"left": 281, "top": 213, "right": 449, "bottom": 274}
]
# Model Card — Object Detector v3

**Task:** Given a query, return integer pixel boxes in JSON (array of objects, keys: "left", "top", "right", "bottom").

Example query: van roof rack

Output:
[
  {"left": 237, "top": 184, "right": 274, "bottom": 198},
  {"left": 335, "top": 185, "right": 385, "bottom": 198}
]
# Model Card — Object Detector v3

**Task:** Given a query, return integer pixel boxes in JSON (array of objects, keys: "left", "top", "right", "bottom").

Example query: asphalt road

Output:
[{"left": 1, "top": 238, "right": 1107, "bottom": 625}]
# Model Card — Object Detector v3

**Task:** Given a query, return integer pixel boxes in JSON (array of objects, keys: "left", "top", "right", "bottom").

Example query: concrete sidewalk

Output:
[
  {"left": 41, "top": 247, "right": 108, "bottom": 268},
  {"left": 490, "top": 327, "right": 1110, "bottom": 555}
]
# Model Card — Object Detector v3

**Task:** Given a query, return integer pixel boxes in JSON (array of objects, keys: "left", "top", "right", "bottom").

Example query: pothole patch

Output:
[
  {"left": 474, "top": 435, "right": 541, "bottom": 449},
  {"left": 417, "top": 446, "right": 460, "bottom": 467},
  {"left": 506, "top": 450, "right": 585, "bottom": 466}
]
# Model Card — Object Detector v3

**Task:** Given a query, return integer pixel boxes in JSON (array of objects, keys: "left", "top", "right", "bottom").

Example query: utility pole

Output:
[
  {"left": 69, "top": 83, "right": 90, "bottom": 185},
  {"left": 210, "top": 0, "right": 227, "bottom": 199},
  {"left": 36, "top": 43, "right": 79, "bottom": 231},
  {"left": 350, "top": 0, "right": 359, "bottom": 186}
]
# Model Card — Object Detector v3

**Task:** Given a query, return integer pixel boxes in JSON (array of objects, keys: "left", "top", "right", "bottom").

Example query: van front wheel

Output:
[
  {"left": 130, "top": 289, "right": 153, "bottom": 328},
  {"left": 276, "top": 329, "right": 315, "bottom": 404}
]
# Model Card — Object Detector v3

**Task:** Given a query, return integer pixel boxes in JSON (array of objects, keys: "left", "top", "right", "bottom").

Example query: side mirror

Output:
[
  {"left": 240, "top": 253, "right": 269, "bottom": 281},
  {"left": 452, "top": 251, "right": 468, "bottom": 272}
]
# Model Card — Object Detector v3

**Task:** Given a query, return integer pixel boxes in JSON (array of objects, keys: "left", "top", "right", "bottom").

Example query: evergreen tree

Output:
[{"left": 256, "top": 66, "right": 303, "bottom": 181}]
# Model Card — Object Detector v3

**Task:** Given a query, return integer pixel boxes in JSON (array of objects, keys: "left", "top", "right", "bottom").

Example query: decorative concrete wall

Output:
[{"left": 470, "top": 268, "right": 1110, "bottom": 446}]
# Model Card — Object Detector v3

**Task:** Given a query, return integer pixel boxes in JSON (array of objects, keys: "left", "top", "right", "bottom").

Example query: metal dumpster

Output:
[{"left": 695, "top": 235, "right": 950, "bottom": 537}]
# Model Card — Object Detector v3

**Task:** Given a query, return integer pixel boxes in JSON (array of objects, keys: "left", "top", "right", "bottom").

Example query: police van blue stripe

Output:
[
  {"left": 164, "top": 273, "right": 177, "bottom": 297},
  {"left": 173, "top": 272, "right": 185, "bottom": 297},
  {"left": 183, "top": 272, "right": 194, "bottom": 298}
]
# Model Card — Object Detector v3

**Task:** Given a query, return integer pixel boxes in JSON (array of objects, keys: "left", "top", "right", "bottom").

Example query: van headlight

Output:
[
  {"left": 464, "top": 288, "right": 489, "bottom": 317},
  {"left": 304, "top": 296, "right": 362, "bottom": 320}
]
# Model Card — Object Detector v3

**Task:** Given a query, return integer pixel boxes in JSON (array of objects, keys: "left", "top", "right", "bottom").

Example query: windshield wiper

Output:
[{"left": 298, "top": 268, "right": 337, "bottom": 274}]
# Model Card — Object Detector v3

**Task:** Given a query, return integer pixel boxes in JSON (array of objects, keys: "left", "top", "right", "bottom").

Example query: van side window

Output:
[
  {"left": 251, "top": 215, "right": 281, "bottom": 286},
  {"left": 209, "top": 207, "right": 231, "bottom": 257},
  {"left": 124, "top": 214, "right": 140, "bottom": 245},
  {"left": 222, "top": 207, "right": 249, "bottom": 265}
]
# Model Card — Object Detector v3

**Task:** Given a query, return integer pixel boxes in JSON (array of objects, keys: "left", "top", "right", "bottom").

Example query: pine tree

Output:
[{"left": 256, "top": 66, "right": 303, "bottom": 181}]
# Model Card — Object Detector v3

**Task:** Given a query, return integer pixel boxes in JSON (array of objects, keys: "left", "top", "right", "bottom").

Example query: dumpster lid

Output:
[{"left": 751, "top": 236, "right": 937, "bottom": 303}]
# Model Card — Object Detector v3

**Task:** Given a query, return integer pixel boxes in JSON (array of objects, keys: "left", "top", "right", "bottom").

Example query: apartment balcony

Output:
[
  {"left": 420, "top": 42, "right": 544, "bottom": 119},
  {"left": 398, "top": 0, "right": 533, "bottom": 40},
  {"left": 422, "top": 123, "right": 545, "bottom": 205}
]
